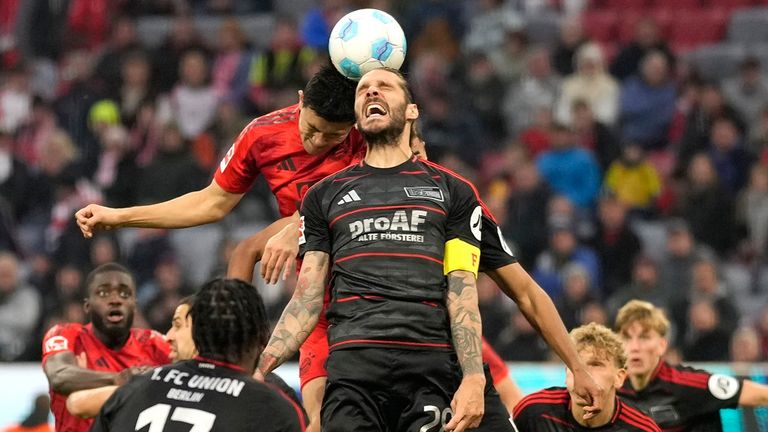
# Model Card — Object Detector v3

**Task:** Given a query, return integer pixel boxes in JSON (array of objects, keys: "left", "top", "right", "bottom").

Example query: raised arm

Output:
[
  {"left": 228, "top": 212, "right": 301, "bottom": 284},
  {"left": 444, "top": 270, "right": 485, "bottom": 432},
  {"left": 486, "top": 262, "right": 604, "bottom": 418},
  {"left": 256, "top": 250, "right": 329, "bottom": 377},
  {"left": 739, "top": 379, "right": 768, "bottom": 406},
  {"left": 44, "top": 352, "right": 140, "bottom": 396},
  {"left": 66, "top": 385, "right": 118, "bottom": 418},
  {"left": 75, "top": 181, "right": 244, "bottom": 238}
]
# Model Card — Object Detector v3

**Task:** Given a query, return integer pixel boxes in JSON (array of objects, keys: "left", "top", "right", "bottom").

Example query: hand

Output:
[
  {"left": 261, "top": 222, "right": 299, "bottom": 284},
  {"left": 445, "top": 374, "right": 485, "bottom": 432},
  {"left": 570, "top": 367, "right": 605, "bottom": 420},
  {"left": 114, "top": 365, "right": 153, "bottom": 386},
  {"left": 306, "top": 416, "right": 321, "bottom": 432},
  {"left": 75, "top": 204, "right": 122, "bottom": 238}
]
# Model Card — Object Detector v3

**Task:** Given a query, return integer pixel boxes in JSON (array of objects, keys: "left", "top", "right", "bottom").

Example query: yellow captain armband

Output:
[{"left": 443, "top": 238, "right": 481, "bottom": 277}]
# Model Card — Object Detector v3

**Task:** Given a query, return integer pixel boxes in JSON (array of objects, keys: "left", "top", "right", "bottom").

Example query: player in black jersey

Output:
[
  {"left": 615, "top": 300, "right": 768, "bottom": 431},
  {"left": 513, "top": 323, "right": 661, "bottom": 431},
  {"left": 91, "top": 279, "right": 306, "bottom": 432},
  {"left": 255, "top": 67, "right": 515, "bottom": 432}
]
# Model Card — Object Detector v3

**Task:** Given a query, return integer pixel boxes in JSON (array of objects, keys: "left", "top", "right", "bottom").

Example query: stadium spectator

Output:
[
  {"left": 488, "top": 30, "right": 528, "bottom": 86},
  {"left": 504, "top": 47, "right": 561, "bottom": 135},
  {"left": 463, "top": 52, "right": 506, "bottom": 142},
  {"left": 42, "top": 263, "right": 169, "bottom": 432},
  {"left": 682, "top": 299, "right": 733, "bottom": 362},
  {"left": 92, "top": 16, "right": 141, "bottom": 96},
  {"left": 536, "top": 123, "right": 601, "bottom": 209},
  {"left": 533, "top": 220, "right": 600, "bottom": 299},
  {"left": 497, "top": 308, "right": 550, "bottom": 361},
  {"left": 603, "top": 143, "right": 661, "bottom": 215},
  {"left": 0, "top": 252, "right": 40, "bottom": 361},
  {"left": 141, "top": 258, "right": 192, "bottom": 332},
  {"left": 151, "top": 15, "right": 209, "bottom": 94},
  {"left": 503, "top": 161, "right": 551, "bottom": 268},
  {"left": 210, "top": 18, "right": 252, "bottom": 107},
  {"left": 677, "top": 153, "right": 735, "bottom": 254},
  {"left": 616, "top": 300, "right": 768, "bottom": 431},
  {"left": 93, "top": 125, "right": 139, "bottom": 208},
  {"left": 606, "top": 256, "right": 669, "bottom": 321},
  {"left": 708, "top": 116, "right": 754, "bottom": 197},
  {"left": 571, "top": 99, "right": 619, "bottom": 172},
  {"left": 591, "top": 194, "right": 642, "bottom": 297},
  {"left": 730, "top": 327, "right": 763, "bottom": 363},
  {"left": 610, "top": 17, "right": 675, "bottom": 82},
  {"left": 555, "top": 263, "right": 598, "bottom": 331},
  {"left": 1, "top": 394, "right": 52, "bottom": 432},
  {"left": 657, "top": 218, "right": 717, "bottom": 302},
  {"left": 619, "top": 51, "right": 676, "bottom": 150},
  {"left": 736, "top": 164, "right": 768, "bottom": 263},
  {"left": 550, "top": 16, "right": 586, "bottom": 77},
  {"left": 555, "top": 43, "right": 619, "bottom": 127},
  {"left": 513, "top": 323, "right": 661, "bottom": 431},
  {"left": 723, "top": 57, "right": 768, "bottom": 133}
]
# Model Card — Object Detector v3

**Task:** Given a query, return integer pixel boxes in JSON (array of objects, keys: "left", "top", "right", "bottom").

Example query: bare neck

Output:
[{"left": 364, "top": 131, "right": 412, "bottom": 168}]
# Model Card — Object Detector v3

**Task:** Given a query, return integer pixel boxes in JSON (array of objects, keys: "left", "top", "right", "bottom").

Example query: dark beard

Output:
[
  {"left": 358, "top": 109, "right": 407, "bottom": 149},
  {"left": 91, "top": 310, "right": 134, "bottom": 345}
]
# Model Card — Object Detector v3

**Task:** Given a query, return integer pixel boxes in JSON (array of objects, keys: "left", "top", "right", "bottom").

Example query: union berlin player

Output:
[{"left": 42, "top": 263, "right": 170, "bottom": 432}]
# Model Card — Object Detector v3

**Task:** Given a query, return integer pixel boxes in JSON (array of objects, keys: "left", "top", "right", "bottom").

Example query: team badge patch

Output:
[
  {"left": 44, "top": 336, "right": 68, "bottom": 353},
  {"left": 404, "top": 186, "right": 444, "bottom": 202},
  {"left": 708, "top": 374, "right": 739, "bottom": 400},
  {"left": 470, "top": 206, "right": 482, "bottom": 241}
]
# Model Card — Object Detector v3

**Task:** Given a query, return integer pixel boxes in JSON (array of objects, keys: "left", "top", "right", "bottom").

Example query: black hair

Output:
[
  {"left": 84, "top": 262, "right": 134, "bottom": 297},
  {"left": 191, "top": 278, "right": 269, "bottom": 365},
  {"left": 303, "top": 66, "right": 357, "bottom": 123}
]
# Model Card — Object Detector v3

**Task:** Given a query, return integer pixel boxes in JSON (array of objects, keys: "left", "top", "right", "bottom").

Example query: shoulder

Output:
[
  {"left": 43, "top": 323, "right": 85, "bottom": 355},
  {"left": 235, "top": 106, "right": 300, "bottom": 149},
  {"left": 513, "top": 387, "right": 569, "bottom": 418},
  {"left": 44, "top": 322, "right": 84, "bottom": 340},
  {"left": 618, "top": 400, "right": 662, "bottom": 431},
  {"left": 307, "top": 163, "right": 362, "bottom": 197},
  {"left": 655, "top": 361, "right": 712, "bottom": 390}
]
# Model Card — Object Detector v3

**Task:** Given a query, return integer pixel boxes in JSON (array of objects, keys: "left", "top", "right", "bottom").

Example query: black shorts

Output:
[{"left": 321, "top": 348, "right": 514, "bottom": 432}]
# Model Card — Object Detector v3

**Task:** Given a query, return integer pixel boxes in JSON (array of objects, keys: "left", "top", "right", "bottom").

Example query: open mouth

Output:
[
  {"left": 365, "top": 103, "right": 388, "bottom": 118},
  {"left": 107, "top": 310, "right": 125, "bottom": 323}
]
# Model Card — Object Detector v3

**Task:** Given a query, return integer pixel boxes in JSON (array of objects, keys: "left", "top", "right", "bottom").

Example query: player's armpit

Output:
[
  {"left": 44, "top": 352, "right": 119, "bottom": 395},
  {"left": 738, "top": 379, "right": 768, "bottom": 406},
  {"left": 66, "top": 385, "right": 118, "bottom": 418},
  {"left": 257, "top": 251, "right": 329, "bottom": 376}
]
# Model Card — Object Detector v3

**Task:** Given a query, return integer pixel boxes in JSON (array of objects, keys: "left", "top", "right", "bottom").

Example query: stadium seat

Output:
[
  {"left": 136, "top": 15, "right": 275, "bottom": 50},
  {"left": 687, "top": 43, "right": 746, "bottom": 81},
  {"left": 603, "top": 0, "right": 649, "bottom": 12},
  {"left": 649, "top": 0, "right": 703, "bottom": 9},
  {"left": 728, "top": 7, "right": 768, "bottom": 44},
  {"left": 669, "top": 9, "right": 727, "bottom": 53},
  {"left": 616, "top": 12, "right": 644, "bottom": 45},
  {"left": 582, "top": 10, "right": 618, "bottom": 43}
]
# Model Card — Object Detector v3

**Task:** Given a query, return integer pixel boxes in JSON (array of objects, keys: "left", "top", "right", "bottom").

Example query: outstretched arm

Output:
[
  {"left": 739, "top": 380, "right": 768, "bottom": 406},
  {"left": 66, "top": 385, "right": 118, "bottom": 418},
  {"left": 44, "top": 353, "right": 143, "bottom": 396},
  {"left": 256, "top": 251, "right": 329, "bottom": 377},
  {"left": 444, "top": 270, "right": 485, "bottom": 432},
  {"left": 228, "top": 212, "right": 301, "bottom": 284},
  {"left": 75, "top": 181, "right": 243, "bottom": 238},
  {"left": 486, "top": 262, "right": 604, "bottom": 418}
]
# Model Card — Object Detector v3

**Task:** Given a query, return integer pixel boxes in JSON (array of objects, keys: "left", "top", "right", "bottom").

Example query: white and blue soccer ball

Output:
[{"left": 328, "top": 8, "right": 407, "bottom": 81}]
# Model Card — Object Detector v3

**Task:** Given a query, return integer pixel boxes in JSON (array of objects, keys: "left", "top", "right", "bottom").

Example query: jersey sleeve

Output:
[
  {"left": 481, "top": 338, "right": 509, "bottom": 385},
  {"left": 214, "top": 127, "right": 260, "bottom": 194},
  {"left": 676, "top": 366, "right": 743, "bottom": 414},
  {"left": 41, "top": 324, "right": 81, "bottom": 364},
  {"left": 478, "top": 211, "right": 517, "bottom": 273},
  {"left": 298, "top": 183, "right": 330, "bottom": 256},
  {"left": 444, "top": 176, "right": 482, "bottom": 276}
]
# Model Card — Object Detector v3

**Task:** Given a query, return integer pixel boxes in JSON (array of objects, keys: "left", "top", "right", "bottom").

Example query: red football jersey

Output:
[
  {"left": 481, "top": 338, "right": 510, "bottom": 385},
  {"left": 42, "top": 323, "right": 171, "bottom": 432},
  {"left": 214, "top": 104, "right": 367, "bottom": 217}
]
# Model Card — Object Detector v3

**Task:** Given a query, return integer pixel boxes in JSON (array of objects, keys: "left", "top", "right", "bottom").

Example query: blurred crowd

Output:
[{"left": 0, "top": 0, "right": 767, "bottom": 366}]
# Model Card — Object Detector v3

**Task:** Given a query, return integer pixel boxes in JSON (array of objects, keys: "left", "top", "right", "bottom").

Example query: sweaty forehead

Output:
[
  {"left": 90, "top": 271, "right": 134, "bottom": 292},
  {"left": 357, "top": 69, "right": 405, "bottom": 90}
]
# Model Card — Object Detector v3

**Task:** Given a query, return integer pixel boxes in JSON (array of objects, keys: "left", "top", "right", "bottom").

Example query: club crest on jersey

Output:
[
  {"left": 219, "top": 143, "right": 236, "bottom": 172},
  {"left": 470, "top": 206, "right": 482, "bottom": 241},
  {"left": 44, "top": 336, "right": 68, "bottom": 353},
  {"left": 349, "top": 210, "right": 427, "bottom": 243},
  {"left": 404, "top": 186, "right": 444, "bottom": 202}
]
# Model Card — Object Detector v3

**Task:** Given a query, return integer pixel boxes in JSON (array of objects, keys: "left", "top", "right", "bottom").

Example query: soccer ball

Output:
[{"left": 328, "top": 8, "right": 407, "bottom": 81}]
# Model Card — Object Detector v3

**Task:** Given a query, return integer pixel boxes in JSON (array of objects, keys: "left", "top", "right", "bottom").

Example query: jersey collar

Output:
[{"left": 193, "top": 356, "right": 246, "bottom": 373}]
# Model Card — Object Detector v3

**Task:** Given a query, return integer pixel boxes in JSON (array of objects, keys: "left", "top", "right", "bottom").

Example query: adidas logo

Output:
[{"left": 337, "top": 190, "right": 361, "bottom": 205}]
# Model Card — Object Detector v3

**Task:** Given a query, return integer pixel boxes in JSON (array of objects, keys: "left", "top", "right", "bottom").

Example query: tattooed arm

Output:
[
  {"left": 255, "top": 251, "right": 329, "bottom": 377},
  {"left": 444, "top": 270, "right": 485, "bottom": 432}
]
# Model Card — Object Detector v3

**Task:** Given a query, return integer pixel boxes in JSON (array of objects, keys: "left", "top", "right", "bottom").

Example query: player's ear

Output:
[
  {"left": 298, "top": 90, "right": 304, "bottom": 107},
  {"left": 83, "top": 297, "right": 90, "bottom": 313},
  {"left": 615, "top": 367, "right": 628, "bottom": 389},
  {"left": 405, "top": 103, "right": 418, "bottom": 121}
]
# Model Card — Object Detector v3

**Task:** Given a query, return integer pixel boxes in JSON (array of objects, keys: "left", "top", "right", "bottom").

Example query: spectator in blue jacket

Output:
[{"left": 619, "top": 51, "right": 676, "bottom": 149}]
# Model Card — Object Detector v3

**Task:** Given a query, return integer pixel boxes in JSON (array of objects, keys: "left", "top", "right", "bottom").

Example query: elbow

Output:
[
  {"left": 66, "top": 395, "right": 86, "bottom": 418},
  {"left": 49, "top": 375, "right": 71, "bottom": 395}
]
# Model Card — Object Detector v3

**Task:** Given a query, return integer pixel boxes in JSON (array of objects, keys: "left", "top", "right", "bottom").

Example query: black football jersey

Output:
[
  {"left": 618, "top": 361, "right": 743, "bottom": 432},
  {"left": 90, "top": 359, "right": 306, "bottom": 432},
  {"left": 513, "top": 387, "right": 661, "bottom": 431},
  {"left": 299, "top": 156, "right": 483, "bottom": 351},
  {"left": 478, "top": 209, "right": 517, "bottom": 273}
]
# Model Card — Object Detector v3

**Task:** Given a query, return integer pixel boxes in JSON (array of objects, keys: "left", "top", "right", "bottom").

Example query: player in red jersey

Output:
[
  {"left": 513, "top": 323, "right": 661, "bottom": 431},
  {"left": 482, "top": 338, "right": 524, "bottom": 412},
  {"left": 615, "top": 300, "right": 768, "bottom": 431},
  {"left": 42, "top": 263, "right": 170, "bottom": 432},
  {"left": 74, "top": 66, "right": 363, "bottom": 237}
]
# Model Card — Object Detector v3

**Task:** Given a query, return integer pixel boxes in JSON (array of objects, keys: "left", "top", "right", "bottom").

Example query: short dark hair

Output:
[
  {"left": 303, "top": 66, "right": 357, "bottom": 123},
  {"left": 84, "top": 263, "right": 134, "bottom": 296},
  {"left": 191, "top": 278, "right": 269, "bottom": 365}
]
